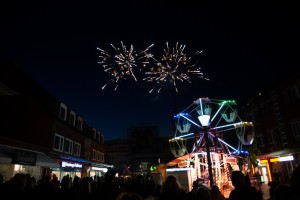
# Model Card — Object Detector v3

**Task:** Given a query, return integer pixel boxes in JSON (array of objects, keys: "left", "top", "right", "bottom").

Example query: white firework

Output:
[
  {"left": 143, "top": 42, "right": 209, "bottom": 93},
  {"left": 97, "top": 41, "right": 154, "bottom": 91}
]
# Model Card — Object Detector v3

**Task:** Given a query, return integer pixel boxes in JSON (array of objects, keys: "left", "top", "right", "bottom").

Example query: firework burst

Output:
[
  {"left": 97, "top": 41, "right": 154, "bottom": 91},
  {"left": 143, "top": 42, "right": 209, "bottom": 93}
]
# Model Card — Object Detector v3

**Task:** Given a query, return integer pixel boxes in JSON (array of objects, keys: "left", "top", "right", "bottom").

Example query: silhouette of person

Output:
[
  {"left": 159, "top": 175, "right": 187, "bottom": 200},
  {"left": 229, "top": 170, "right": 260, "bottom": 200},
  {"left": 210, "top": 185, "right": 226, "bottom": 200},
  {"left": 289, "top": 165, "right": 300, "bottom": 200}
]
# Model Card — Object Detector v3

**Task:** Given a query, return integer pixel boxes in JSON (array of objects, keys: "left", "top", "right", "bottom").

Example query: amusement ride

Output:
[{"left": 168, "top": 97, "right": 255, "bottom": 190}]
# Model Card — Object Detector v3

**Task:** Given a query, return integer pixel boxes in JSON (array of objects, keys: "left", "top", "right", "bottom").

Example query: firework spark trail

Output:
[
  {"left": 97, "top": 41, "right": 155, "bottom": 91},
  {"left": 143, "top": 42, "right": 209, "bottom": 93}
]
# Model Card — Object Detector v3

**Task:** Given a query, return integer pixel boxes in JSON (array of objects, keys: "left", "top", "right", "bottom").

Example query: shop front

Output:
[
  {"left": 51, "top": 161, "right": 84, "bottom": 181},
  {"left": 0, "top": 145, "right": 59, "bottom": 182},
  {"left": 257, "top": 148, "right": 300, "bottom": 184},
  {"left": 89, "top": 162, "right": 113, "bottom": 178}
]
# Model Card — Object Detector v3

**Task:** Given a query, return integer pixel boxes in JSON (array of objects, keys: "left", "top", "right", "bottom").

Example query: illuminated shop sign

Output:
[
  {"left": 259, "top": 155, "right": 294, "bottom": 164},
  {"left": 270, "top": 155, "right": 294, "bottom": 163},
  {"left": 12, "top": 149, "right": 37, "bottom": 166},
  {"left": 61, "top": 161, "right": 82, "bottom": 168},
  {"left": 260, "top": 159, "right": 268, "bottom": 164},
  {"left": 91, "top": 167, "right": 108, "bottom": 172}
]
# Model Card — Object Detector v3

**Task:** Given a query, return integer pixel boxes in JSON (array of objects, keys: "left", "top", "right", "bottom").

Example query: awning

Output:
[
  {"left": 0, "top": 151, "right": 12, "bottom": 163},
  {"left": 0, "top": 144, "right": 59, "bottom": 167},
  {"left": 166, "top": 153, "right": 195, "bottom": 167},
  {"left": 53, "top": 155, "right": 91, "bottom": 164},
  {"left": 92, "top": 162, "right": 113, "bottom": 168},
  {"left": 258, "top": 148, "right": 300, "bottom": 159},
  {"left": 36, "top": 153, "right": 59, "bottom": 168}
]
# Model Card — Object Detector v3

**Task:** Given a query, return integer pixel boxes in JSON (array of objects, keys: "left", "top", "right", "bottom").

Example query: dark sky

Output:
[{"left": 1, "top": 1, "right": 299, "bottom": 141}]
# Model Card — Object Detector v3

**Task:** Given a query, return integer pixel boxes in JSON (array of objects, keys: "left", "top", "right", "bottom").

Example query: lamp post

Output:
[{"left": 198, "top": 114, "right": 214, "bottom": 187}]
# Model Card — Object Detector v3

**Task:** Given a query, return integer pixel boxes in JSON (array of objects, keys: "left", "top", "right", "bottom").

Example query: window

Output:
[
  {"left": 73, "top": 142, "right": 81, "bottom": 156},
  {"left": 92, "top": 149, "right": 97, "bottom": 160},
  {"left": 59, "top": 103, "right": 67, "bottom": 120},
  {"left": 53, "top": 134, "right": 64, "bottom": 152},
  {"left": 291, "top": 121, "right": 300, "bottom": 139},
  {"left": 92, "top": 149, "right": 102, "bottom": 161},
  {"left": 100, "top": 134, "right": 104, "bottom": 144},
  {"left": 93, "top": 128, "right": 97, "bottom": 139},
  {"left": 97, "top": 131, "right": 101, "bottom": 142},
  {"left": 284, "top": 86, "right": 299, "bottom": 104},
  {"left": 100, "top": 152, "right": 104, "bottom": 162},
  {"left": 64, "top": 138, "right": 73, "bottom": 154},
  {"left": 69, "top": 110, "right": 76, "bottom": 126},
  {"left": 77, "top": 116, "right": 83, "bottom": 131},
  {"left": 279, "top": 131, "right": 287, "bottom": 145},
  {"left": 267, "top": 130, "right": 276, "bottom": 145}
]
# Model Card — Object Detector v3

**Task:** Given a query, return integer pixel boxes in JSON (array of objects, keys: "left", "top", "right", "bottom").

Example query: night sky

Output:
[{"left": 1, "top": 1, "right": 298, "bottom": 141}]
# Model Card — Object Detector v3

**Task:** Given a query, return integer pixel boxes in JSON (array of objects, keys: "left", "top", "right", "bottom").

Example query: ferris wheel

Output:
[{"left": 169, "top": 97, "right": 255, "bottom": 158}]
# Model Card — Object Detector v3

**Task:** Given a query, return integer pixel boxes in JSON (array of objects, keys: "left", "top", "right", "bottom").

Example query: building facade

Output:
[
  {"left": 0, "top": 61, "right": 111, "bottom": 182},
  {"left": 240, "top": 70, "right": 300, "bottom": 184},
  {"left": 105, "top": 125, "right": 174, "bottom": 176}
]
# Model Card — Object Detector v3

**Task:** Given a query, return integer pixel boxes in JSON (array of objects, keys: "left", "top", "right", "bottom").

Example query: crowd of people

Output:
[
  {"left": 267, "top": 166, "right": 300, "bottom": 200},
  {"left": 0, "top": 165, "right": 299, "bottom": 200}
]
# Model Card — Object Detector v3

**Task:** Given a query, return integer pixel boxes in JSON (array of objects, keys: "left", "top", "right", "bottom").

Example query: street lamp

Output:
[{"left": 198, "top": 114, "right": 214, "bottom": 187}]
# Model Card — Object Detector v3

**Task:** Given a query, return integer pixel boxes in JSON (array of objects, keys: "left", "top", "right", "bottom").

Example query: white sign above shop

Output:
[{"left": 61, "top": 161, "right": 82, "bottom": 168}]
